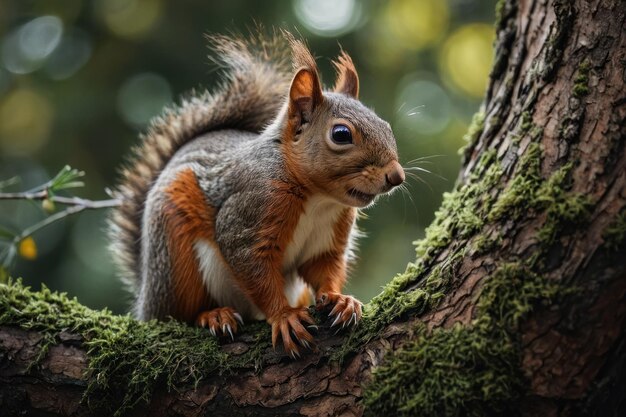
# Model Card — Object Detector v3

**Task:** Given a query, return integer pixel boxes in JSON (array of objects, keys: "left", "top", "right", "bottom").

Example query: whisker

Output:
[
  {"left": 403, "top": 166, "right": 448, "bottom": 182},
  {"left": 405, "top": 171, "right": 434, "bottom": 193},
  {"left": 405, "top": 160, "right": 435, "bottom": 166},
  {"left": 398, "top": 184, "right": 418, "bottom": 223},
  {"left": 405, "top": 105, "right": 425, "bottom": 117},
  {"left": 399, "top": 184, "right": 417, "bottom": 208},
  {"left": 404, "top": 155, "right": 445, "bottom": 164},
  {"left": 404, "top": 166, "right": 432, "bottom": 174}
]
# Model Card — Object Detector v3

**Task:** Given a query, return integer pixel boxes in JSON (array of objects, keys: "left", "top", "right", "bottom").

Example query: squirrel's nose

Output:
[{"left": 385, "top": 160, "right": 405, "bottom": 187}]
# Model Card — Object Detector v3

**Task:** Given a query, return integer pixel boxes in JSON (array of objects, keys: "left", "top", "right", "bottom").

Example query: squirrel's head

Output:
[{"left": 280, "top": 39, "right": 405, "bottom": 208}]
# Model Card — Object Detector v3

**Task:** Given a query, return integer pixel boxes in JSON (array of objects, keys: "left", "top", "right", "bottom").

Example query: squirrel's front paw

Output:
[
  {"left": 316, "top": 292, "right": 362, "bottom": 328},
  {"left": 196, "top": 307, "right": 244, "bottom": 340},
  {"left": 269, "top": 307, "right": 315, "bottom": 358}
]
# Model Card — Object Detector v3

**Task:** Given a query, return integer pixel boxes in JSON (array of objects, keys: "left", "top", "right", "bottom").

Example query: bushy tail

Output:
[{"left": 108, "top": 33, "right": 293, "bottom": 291}]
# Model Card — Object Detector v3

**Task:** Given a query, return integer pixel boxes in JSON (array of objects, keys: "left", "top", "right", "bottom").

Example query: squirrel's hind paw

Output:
[{"left": 195, "top": 307, "right": 243, "bottom": 340}]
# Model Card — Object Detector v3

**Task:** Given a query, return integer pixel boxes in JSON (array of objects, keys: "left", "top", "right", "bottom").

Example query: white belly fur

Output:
[
  {"left": 194, "top": 240, "right": 266, "bottom": 320},
  {"left": 283, "top": 195, "right": 343, "bottom": 272},
  {"left": 193, "top": 195, "right": 342, "bottom": 321}
]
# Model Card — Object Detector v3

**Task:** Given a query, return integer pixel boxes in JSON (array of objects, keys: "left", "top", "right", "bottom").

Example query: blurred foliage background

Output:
[{"left": 0, "top": 0, "right": 495, "bottom": 314}]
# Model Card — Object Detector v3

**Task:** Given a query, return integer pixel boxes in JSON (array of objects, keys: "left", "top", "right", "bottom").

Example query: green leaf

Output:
[
  {"left": 55, "top": 180, "right": 85, "bottom": 190},
  {"left": 0, "top": 244, "right": 16, "bottom": 268},
  {"left": 0, "top": 176, "right": 20, "bottom": 190},
  {"left": 0, "top": 225, "right": 16, "bottom": 240},
  {"left": 50, "top": 165, "right": 85, "bottom": 192}
]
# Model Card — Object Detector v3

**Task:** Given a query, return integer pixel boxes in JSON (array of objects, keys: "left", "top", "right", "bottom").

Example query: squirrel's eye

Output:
[{"left": 331, "top": 124, "right": 353, "bottom": 145}]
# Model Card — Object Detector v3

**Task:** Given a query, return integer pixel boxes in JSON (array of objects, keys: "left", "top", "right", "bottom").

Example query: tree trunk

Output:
[{"left": 1, "top": 0, "right": 625, "bottom": 416}]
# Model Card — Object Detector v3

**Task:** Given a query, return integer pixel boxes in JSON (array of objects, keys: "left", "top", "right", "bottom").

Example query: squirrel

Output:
[{"left": 108, "top": 32, "right": 405, "bottom": 357}]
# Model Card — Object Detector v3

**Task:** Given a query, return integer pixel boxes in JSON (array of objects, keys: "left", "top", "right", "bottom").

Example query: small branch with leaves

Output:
[{"left": 0, "top": 165, "right": 120, "bottom": 277}]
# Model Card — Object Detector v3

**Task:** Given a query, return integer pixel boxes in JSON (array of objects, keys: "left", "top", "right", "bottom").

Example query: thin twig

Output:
[
  {"left": 0, "top": 188, "right": 120, "bottom": 243},
  {"left": 0, "top": 190, "right": 47, "bottom": 200},
  {"left": 10, "top": 198, "right": 120, "bottom": 244},
  {"left": 0, "top": 190, "right": 120, "bottom": 209}
]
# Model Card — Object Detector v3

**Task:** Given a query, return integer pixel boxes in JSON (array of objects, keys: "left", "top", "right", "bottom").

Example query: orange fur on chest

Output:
[
  {"left": 163, "top": 168, "right": 215, "bottom": 322},
  {"left": 254, "top": 180, "right": 307, "bottom": 260},
  {"left": 245, "top": 180, "right": 308, "bottom": 317}
]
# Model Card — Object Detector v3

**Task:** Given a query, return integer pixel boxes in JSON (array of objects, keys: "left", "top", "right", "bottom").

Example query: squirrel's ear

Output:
[
  {"left": 288, "top": 68, "right": 323, "bottom": 126},
  {"left": 332, "top": 51, "right": 359, "bottom": 99}
]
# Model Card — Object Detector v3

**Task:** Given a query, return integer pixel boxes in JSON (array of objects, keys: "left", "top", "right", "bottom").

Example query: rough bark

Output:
[{"left": 1, "top": 0, "right": 625, "bottom": 416}]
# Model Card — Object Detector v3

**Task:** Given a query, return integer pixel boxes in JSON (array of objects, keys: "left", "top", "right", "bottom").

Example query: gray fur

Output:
[{"left": 108, "top": 34, "right": 292, "bottom": 296}]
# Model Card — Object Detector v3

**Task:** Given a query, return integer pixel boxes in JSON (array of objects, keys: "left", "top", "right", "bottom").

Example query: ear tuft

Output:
[
  {"left": 332, "top": 50, "right": 359, "bottom": 99},
  {"left": 284, "top": 32, "right": 323, "bottom": 128},
  {"left": 285, "top": 31, "right": 319, "bottom": 73}
]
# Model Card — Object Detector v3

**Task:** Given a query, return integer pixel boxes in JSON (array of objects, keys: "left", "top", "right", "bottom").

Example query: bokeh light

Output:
[
  {"left": 96, "top": 0, "right": 163, "bottom": 40},
  {"left": 384, "top": 0, "right": 450, "bottom": 50},
  {"left": 396, "top": 75, "right": 452, "bottom": 136},
  {"left": 0, "top": 89, "right": 53, "bottom": 155},
  {"left": 440, "top": 24, "right": 495, "bottom": 98},
  {"left": 0, "top": 68, "right": 10, "bottom": 95},
  {"left": 117, "top": 73, "right": 172, "bottom": 128},
  {"left": 293, "top": 0, "right": 362, "bottom": 37},
  {"left": 43, "top": 29, "right": 92, "bottom": 80},
  {"left": 2, "top": 15, "right": 63, "bottom": 74}
]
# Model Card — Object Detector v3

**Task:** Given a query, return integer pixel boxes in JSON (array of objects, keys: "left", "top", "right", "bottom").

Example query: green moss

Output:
[
  {"left": 573, "top": 60, "right": 591, "bottom": 98},
  {"left": 463, "top": 111, "right": 486, "bottom": 145},
  {"left": 363, "top": 324, "right": 521, "bottom": 417},
  {"left": 489, "top": 143, "right": 542, "bottom": 221},
  {"left": 460, "top": 111, "right": 486, "bottom": 157},
  {"left": 603, "top": 210, "right": 626, "bottom": 250},
  {"left": 494, "top": 0, "right": 506, "bottom": 28},
  {"left": 534, "top": 164, "right": 593, "bottom": 245},
  {"left": 0, "top": 280, "right": 270, "bottom": 415},
  {"left": 418, "top": 150, "right": 501, "bottom": 255},
  {"left": 488, "top": 149, "right": 592, "bottom": 242},
  {"left": 530, "top": 125, "right": 543, "bottom": 140},
  {"left": 363, "top": 263, "right": 562, "bottom": 417},
  {"left": 494, "top": 0, "right": 517, "bottom": 31},
  {"left": 472, "top": 232, "right": 502, "bottom": 255},
  {"left": 519, "top": 111, "right": 532, "bottom": 133}
]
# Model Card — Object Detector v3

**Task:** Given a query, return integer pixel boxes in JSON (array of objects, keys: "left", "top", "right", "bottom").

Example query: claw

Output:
[
  {"left": 301, "top": 339, "right": 311, "bottom": 350},
  {"left": 331, "top": 314, "right": 342, "bottom": 327},
  {"left": 307, "top": 324, "right": 319, "bottom": 331},
  {"left": 329, "top": 304, "right": 341, "bottom": 318},
  {"left": 209, "top": 327, "right": 216, "bottom": 337},
  {"left": 350, "top": 312, "right": 357, "bottom": 326},
  {"left": 225, "top": 324, "right": 234, "bottom": 341},
  {"left": 233, "top": 312, "right": 244, "bottom": 325}
]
